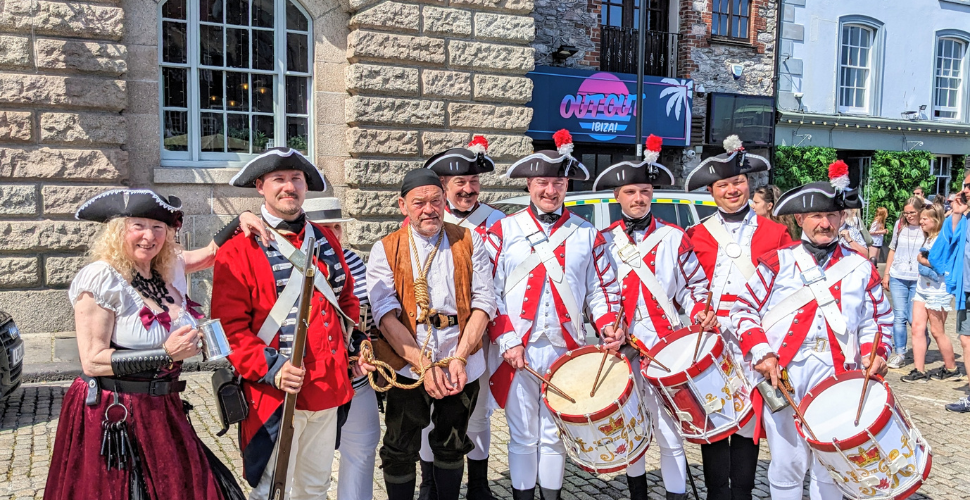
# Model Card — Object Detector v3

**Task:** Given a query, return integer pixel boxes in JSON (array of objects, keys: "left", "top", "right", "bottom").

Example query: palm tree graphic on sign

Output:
[{"left": 659, "top": 78, "right": 693, "bottom": 124}]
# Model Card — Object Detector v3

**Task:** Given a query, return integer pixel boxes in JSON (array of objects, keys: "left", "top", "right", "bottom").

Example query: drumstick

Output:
[
  {"left": 691, "top": 292, "right": 715, "bottom": 362},
  {"left": 629, "top": 334, "right": 672, "bottom": 372},
  {"left": 591, "top": 306, "right": 625, "bottom": 397},
  {"left": 854, "top": 337, "right": 882, "bottom": 426},
  {"left": 777, "top": 370, "right": 818, "bottom": 441},
  {"left": 523, "top": 365, "right": 576, "bottom": 404}
]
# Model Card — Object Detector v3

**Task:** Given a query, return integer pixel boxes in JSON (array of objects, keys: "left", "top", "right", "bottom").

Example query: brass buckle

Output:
[
  {"left": 814, "top": 338, "right": 828, "bottom": 352},
  {"left": 617, "top": 244, "right": 640, "bottom": 263}
]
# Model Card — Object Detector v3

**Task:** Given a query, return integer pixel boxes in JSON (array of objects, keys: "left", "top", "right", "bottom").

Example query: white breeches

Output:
[
  {"left": 250, "top": 407, "right": 339, "bottom": 500},
  {"left": 336, "top": 385, "right": 381, "bottom": 500}
]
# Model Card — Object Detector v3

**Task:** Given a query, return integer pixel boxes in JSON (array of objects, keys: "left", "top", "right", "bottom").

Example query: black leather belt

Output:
[
  {"left": 99, "top": 377, "right": 186, "bottom": 396},
  {"left": 429, "top": 313, "right": 459, "bottom": 329}
]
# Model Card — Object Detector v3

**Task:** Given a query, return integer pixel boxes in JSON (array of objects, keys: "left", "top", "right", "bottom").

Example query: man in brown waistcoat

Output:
[{"left": 366, "top": 168, "right": 497, "bottom": 500}]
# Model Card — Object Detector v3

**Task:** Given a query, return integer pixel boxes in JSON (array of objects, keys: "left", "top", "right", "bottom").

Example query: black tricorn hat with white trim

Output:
[
  {"left": 773, "top": 182, "right": 863, "bottom": 216},
  {"left": 425, "top": 135, "right": 496, "bottom": 176},
  {"left": 75, "top": 189, "right": 183, "bottom": 228},
  {"left": 229, "top": 147, "right": 327, "bottom": 191},
  {"left": 592, "top": 134, "right": 674, "bottom": 190},
  {"left": 505, "top": 129, "right": 589, "bottom": 180},
  {"left": 684, "top": 135, "right": 770, "bottom": 192}
]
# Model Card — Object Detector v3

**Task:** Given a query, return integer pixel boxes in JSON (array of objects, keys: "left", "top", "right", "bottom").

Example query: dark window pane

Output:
[
  {"left": 200, "top": 25, "right": 224, "bottom": 66},
  {"left": 569, "top": 205, "right": 594, "bottom": 224},
  {"left": 739, "top": 17, "right": 748, "bottom": 38},
  {"left": 652, "top": 203, "right": 677, "bottom": 226},
  {"left": 286, "top": 116, "right": 309, "bottom": 154},
  {"left": 285, "top": 76, "right": 307, "bottom": 114},
  {"left": 287, "top": 0, "right": 308, "bottom": 31},
  {"left": 162, "top": 0, "right": 186, "bottom": 20},
  {"left": 163, "top": 111, "right": 188, "bottom": 151},
  {"left": 226, "top": 0, "right": 247, "bottom": 26},
  {"left": 731, "top": 15, "right": 739, "bottom": 37},
  {"left": 253, "top": 74, "right": 274, "bottom": 112},
  {"left": 252, "top": 0, "right": 273, "bottom": 27},
  {"left": 200, "top": 0, "right": 222, "bottom": 22},
  {"left": 740, "top": 0, "right": 749, "bottom": 16},
  {"left": 719, "top": 14, "right": 728, "bottom": 35},
  {"left": 609, "top": 6, "right": 622, "bottom": 26},
  {"left": 676, "top": 204, "right": 694, "bottom": 228},
  {"left": 201, "top": 112, "right": 226, "bottom": 152},
  {"left": 253, "top": 115, "right": 275, "bottom": 152},
  {"left": 226, "top": 72, "right": 249, "bottom": 111},
  {"left": 227, "top": 113, "right": 251, "bottom": 153},
  {"left": 227, "top": 28, "right": 250, "bottom": 68},
  {"left": 253, "top": 29, "right": 275, "bottom": 70},
  {"left": 162, "top": 67, "right": 188, "bottom": 108},
  {"left": 162, "top": 21, "right": 187, "bottom": 63},
  {"left": 287, "top": 33, "right": 308, "bottom": 72},
  {"left": 695, "top": 205, "right": 717, "bottom": 220},
  {"left": 200, "top": 70, "right": 224, "bottom": 109}
]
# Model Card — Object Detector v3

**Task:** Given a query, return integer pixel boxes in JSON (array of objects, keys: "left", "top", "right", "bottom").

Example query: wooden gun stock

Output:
[{"left": 269, "top": 236, "right": 317, "bottom": 500}]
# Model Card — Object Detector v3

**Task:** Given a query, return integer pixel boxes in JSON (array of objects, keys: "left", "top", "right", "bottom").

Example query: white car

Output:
[{"left": 492, "top": 189, "right": 718, "bottom": 230}]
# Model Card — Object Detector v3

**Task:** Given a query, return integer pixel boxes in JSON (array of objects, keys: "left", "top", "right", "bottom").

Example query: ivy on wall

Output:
[{"left": 773, "top": 146, "right": 838, "bottom": 192}]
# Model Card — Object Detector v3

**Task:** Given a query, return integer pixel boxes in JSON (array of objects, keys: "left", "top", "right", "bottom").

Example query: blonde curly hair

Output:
[{"left": 88, "top": 217, "right": 182, "bottom": 282}]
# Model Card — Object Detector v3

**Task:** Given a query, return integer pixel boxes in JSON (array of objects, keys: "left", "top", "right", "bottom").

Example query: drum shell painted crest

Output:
[
  {"left": 796, "top": 371, "right": 932, "bottom": 500},
  {"left": 542, "top": 346, "right": 653, "bottom": 474},
  {"left": 643, "top": 325, "right": 754, "bottom": 444}
]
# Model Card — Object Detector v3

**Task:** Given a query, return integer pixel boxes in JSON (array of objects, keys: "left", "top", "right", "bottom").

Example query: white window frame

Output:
[
  {"left": 836, "top": 16, "right": 884, "bottom": 116},
  {"left": 838, "top": 24, "right": 874, "bottom": 114},
  {"left": 931, "top": 155, "right": 953, "bottom": 196},
  {"left": 158, "top": 0, "right": 313, "bottom": 168},
  {"left": 932, "top": 32, "right": 969, "bottom": 122}
]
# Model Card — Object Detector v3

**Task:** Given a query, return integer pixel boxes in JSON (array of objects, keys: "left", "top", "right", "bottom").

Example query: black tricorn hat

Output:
[
  {"left": 773, "top": 182, "right": 863, "bottom": 216},
  {"left": 592, "top": 160, "right": 675, "bottom": 190},
  {"left": 425, "top": 135, "right": 495, "bottom": 176},
  {"left": 684, "top": 135, "right": 770, "bottom": 192},
  {"left": 506, "top": 129, "right": 590, "bottom": 180},
  {"left": 75, "top": 189, "right": 183, "bottom": 228},
  {"left": 229, "top": 148, "right": 327, "bottom": 191}
]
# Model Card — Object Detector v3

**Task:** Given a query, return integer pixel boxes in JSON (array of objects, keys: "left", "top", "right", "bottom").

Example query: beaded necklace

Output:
[{"left": 131, "top": 268, "right": 175, "bottom": 312}]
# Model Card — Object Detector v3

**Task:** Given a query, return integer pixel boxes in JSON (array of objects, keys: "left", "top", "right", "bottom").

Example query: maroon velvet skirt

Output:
[{"left": 44, "top": 377, "right": 227, "bottom": 500}]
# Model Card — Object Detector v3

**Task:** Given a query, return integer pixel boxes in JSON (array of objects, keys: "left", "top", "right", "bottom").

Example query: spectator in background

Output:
[
  {"left": 752, "top": 185, "right": 800, "bottom": 239},
  {"left": 930, "top": 172, "right": 970, "bottom": 412},
  {"left": 869, "top": 207, "right": 889, "bottom": 264},
  {"left": 840, "top": 208, "right": 869, "bottom": 255},
  {"left": 902, "top": 204, "right": 961, "bottom": 383},
  {"left": 914, "top": 186, "right": 927, "bottom": 201},
  {"left": 883, "top": 197, "right": 927, "bottom": 369}
]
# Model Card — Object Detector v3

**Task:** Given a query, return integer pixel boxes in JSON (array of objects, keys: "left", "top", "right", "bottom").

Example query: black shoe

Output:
[
  {"left": 512, "top": 487, "right": 536, "bottom": 500},
  {"left": 665, "top": 492, "right": 687, "bottom": 500},
  {"left": 386, "top": 478, "right": 418, "bottom": 500},
  {"left": 418, "top": 460, "right": 437, "bottom": 500},
  {"left": 627, "top": 474, "right": 648, "bottom": 500},
  {"left": 433, "top": 464, "right": 465, "bottom": 500},
  {"left": 466, "top": 458, "right": 496, "bottom": 500},
  {"left": 538, "top": 487, "right": 561, "bottom": 500},
  {"left": 929, "top": 366, "right": 964, "bottom": 382},
  {"left": 901, "top": 369, "right": 930, "bottom": 383}
]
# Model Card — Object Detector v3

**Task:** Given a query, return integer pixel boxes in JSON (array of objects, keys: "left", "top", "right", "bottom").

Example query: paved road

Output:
[{"left": 3, "top": 345, "right": 967, "bottom": 499}]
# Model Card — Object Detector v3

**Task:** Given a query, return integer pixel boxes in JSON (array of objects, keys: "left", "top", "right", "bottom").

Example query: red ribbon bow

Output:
[{"left": 139, "top": 306, "right": 172, "bottom": 332}]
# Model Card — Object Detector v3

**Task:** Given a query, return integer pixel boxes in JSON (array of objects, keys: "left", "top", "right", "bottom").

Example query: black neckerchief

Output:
[
  {"left": 719, "top": 204, "right": 751, "bottom": 223},
  {"left": 449, "top": 203, "right": 475, "bottom": 219},
  {"left": 530, "top": 202, "right": 561, "bottom": 224},
  {"left": 802, "top": 237, "right": 838, "bottom": 266},
  {"left": 274, "top": 212, "right": 306, "bottom": 233},
  {"left": 623, "top": 213, "right": 653, "bottom": 238}
]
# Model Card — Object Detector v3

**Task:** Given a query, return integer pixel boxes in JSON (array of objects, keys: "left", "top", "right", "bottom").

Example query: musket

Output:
[{"left": 269, "top": 235, "right": 317, "bottom": 500}]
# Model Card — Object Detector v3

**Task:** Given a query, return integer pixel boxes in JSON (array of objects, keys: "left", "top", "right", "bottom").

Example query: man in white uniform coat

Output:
[
  {"left": 730, "top": 171, "right": 892, "bottom": 500},
  {"left": 485, "top": 130, "right": 622, "bottom": 500}
]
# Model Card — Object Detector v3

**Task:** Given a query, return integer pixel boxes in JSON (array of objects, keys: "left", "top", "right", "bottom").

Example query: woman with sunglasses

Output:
[{"left": 882, "top": 197, "right": 927, "bottom": 369}]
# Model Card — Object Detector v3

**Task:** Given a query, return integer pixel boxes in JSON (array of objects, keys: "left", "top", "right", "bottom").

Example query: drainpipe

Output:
[
  {"left": 634, "top": 0, "right": 647, "bottom": 159},
  {"left": 770, "top": 0, "right": 784, "bottom": 184}
]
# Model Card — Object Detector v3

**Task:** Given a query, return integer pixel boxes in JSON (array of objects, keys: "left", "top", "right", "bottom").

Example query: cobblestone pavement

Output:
[{"left": 3, "top": 345, "right": 968, "bottom": 500}]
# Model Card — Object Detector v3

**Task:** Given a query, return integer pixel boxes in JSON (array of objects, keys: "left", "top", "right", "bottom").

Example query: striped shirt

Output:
[{"left": 343, "top": 248, "right": 373, "bottom": 330}]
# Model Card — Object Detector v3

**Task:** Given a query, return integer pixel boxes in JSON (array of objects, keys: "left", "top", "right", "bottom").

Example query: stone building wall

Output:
[
  {"left": 341, "top": 0, "right": 536, "bottom": 251},
  {"left": 531, "top": 0, "right": 599, "bottom": 68},
  {"left": 0, "top": 0, "right": 128, "bottom": 335}
]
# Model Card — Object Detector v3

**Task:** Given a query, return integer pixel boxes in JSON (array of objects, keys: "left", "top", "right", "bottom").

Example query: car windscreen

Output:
[{"left": 608, "top": 202, "right": 681, "bottom": 228}]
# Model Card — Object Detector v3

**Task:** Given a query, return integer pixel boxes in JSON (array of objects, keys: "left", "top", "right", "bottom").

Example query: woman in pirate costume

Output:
[{"left": 46, "top": 189, "right": 249, "bottom": 500}]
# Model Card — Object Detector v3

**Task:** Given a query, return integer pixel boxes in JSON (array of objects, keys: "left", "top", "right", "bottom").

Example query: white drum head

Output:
[
  {"left": 802, "top": 377, "right": 889, "bottom": 441},
  {"left": 644, "top": 331, "right": 718, "bottom": 378},
  {"left": 547, "top": 351, "right": 631, "bottom": 415}
]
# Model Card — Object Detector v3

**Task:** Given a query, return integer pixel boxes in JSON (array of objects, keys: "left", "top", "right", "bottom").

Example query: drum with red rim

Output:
[
  {"left": 796, "top": 371, "right": 931, "bottom": 500},
  {"left": 542, "top": 345, "right": 653, "bottom": 473},
  {"left": 642, "top": 325, "right": 754, "bottom": 444}
]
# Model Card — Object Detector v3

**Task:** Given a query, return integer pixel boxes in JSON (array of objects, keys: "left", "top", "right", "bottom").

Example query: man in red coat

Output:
[
  {"left": 683, "top": 136, "right": 792, "bottom": 500},
  {"left": 211, "top": 148, "right": 371, "bottom": 500}
]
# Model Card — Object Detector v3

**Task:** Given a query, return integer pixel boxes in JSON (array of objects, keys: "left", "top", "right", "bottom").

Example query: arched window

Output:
[
  {"left": 934, "top": 37, "right": 967, "bottom": 120},
  {"left": 838, "top": 24, "right": 874, "bottom": 112},
  {"left": 159, "top": 0, "right": 312, "bottom": 165}
]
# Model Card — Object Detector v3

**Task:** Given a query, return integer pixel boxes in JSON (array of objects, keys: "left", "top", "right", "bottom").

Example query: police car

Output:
[{"left": 492, "top": 189, "right": 718, "bottom": 230}]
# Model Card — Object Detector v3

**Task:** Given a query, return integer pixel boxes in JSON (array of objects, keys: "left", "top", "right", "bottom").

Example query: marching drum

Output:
[
  {"left": 542, "top": 346, "right": 653, "bottom": 473},
  {"left": 642, "top": 325, "right": 754, "bottom": 444},
  {"left": 796, "top": 371, "right": 932, "bottom": 500}
]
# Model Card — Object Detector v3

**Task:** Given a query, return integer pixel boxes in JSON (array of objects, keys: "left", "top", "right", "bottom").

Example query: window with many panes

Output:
[
  {"left": 931, "top": 155, "right": 953, "bottom": 196},
  {"left": 838, "top": 24, "right": 873, "bottom": 112},
  {"left": 934, "top": 38, "right": 966, "bottom": 120},
  {"left": 712, "top": 0, "right": 749, "bottom": 39},
  {"left": 160, "top": 0, "right": 311, "bottom": 164}
]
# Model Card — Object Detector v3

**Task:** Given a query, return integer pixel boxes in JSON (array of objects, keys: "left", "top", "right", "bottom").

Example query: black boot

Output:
[
  {"left": 418, "top": 460, "right": 437, "bottom": 500},
  {"left": 538, "top": 487, "right": 561, "bottom": 500},
  {"left": 665, "top": 492, "right": 687, "bottom": 500},
  {"left": 627, "top": 474, "right": 649, "bottom": 500},
  {"left": 466, "top": 458, "right": 496, "bottom": 500},
  {"left": 512, "top": 487, "right": 536, "bottom": 500},
  {"left": 433, "top": 464, "right": 465, "bottom": 500},
  {"left": 386, "top": 478, "right": 418, "bottom": 500}
]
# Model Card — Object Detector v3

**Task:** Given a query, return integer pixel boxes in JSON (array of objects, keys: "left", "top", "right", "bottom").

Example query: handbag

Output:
[{"left": 211, "top": 367, "right": 249, "bottom": 436}]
